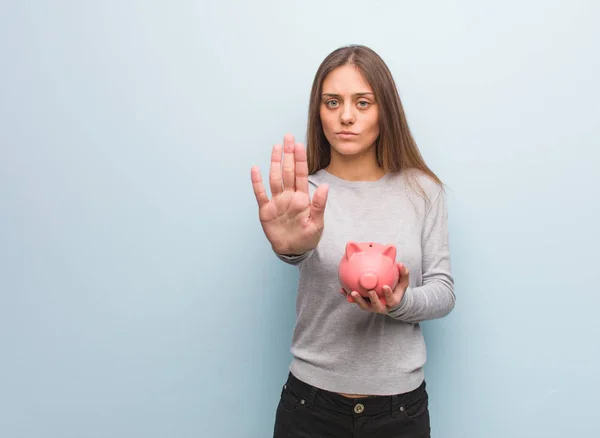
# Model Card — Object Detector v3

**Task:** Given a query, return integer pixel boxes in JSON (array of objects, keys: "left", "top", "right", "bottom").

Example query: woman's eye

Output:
[
  {"left": 326, "top": 100, "right": 339, "bottom": 108},
  {"left": 357, "top": 101, "right": 370, "bottom": 108}
]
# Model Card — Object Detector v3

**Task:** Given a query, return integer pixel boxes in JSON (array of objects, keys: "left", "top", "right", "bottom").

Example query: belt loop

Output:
[
  {"left": 306, "top": 386, "right": 318, "bottom": 409},
  {"left": 391, "top": 394, "right": 399, "bottom": 416}
]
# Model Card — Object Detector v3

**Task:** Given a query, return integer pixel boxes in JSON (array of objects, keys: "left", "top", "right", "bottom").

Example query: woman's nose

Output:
[{"left": 340, "top": 106, "right": 355, "bottom": 124}]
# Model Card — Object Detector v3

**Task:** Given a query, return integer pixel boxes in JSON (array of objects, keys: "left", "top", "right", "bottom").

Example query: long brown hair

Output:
[{"left": 306, "top": 45, "right": 443, "bottom": 198}]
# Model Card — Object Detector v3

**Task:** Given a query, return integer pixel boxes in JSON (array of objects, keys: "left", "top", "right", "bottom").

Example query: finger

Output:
[
  {"left": 269, "top": 143, "right": 283, "bottom": 196},
  {"left": 341, "top": 288, "right": 355, "bottom": 303},
  {"left": 398, "top": 263, "right": 410, "bottom": 286},
  {"left": 309, "top": 183, "right": 329, "bottom": 225},
  {"left": 282, "top": 134, "right": 296, "bottom": 190},
  {"left": 383, "top": 285, "right": 397, "bottom": 308},
  {"left": 398, "top": 262, "right": 409, "bottom": 276},
  {"left": 368, "top": 290, "right": 386, "bottom": 313},
  {"left": 351, "top": 291, "right": 371, "bottom": 311},
  {"left": 342, "top": 289, "right": 354, "bottom": 303},
  {"left": 251, "top": 166, "right": 269, "bottom": 208},
  {"left": 295, "top": 142, "right": 309, "bottom": 194}
]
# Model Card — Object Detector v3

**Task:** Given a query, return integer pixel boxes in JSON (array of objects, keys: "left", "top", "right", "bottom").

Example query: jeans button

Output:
[{"left": 354, "top": 403, "right": 365, "bottom": 414}]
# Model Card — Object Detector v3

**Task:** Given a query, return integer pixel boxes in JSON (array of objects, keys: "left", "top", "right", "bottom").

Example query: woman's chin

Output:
[{"left": 330, "top": 142, "right": 373, "bottom": 157}]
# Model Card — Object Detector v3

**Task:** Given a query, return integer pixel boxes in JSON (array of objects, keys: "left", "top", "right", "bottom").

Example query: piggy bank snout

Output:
[{"left": 359, "top": 272, "right": 378, "bottom": 290}]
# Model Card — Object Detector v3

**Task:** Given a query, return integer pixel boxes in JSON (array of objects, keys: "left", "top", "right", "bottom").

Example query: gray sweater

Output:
[{"left": 276, "top": 168, "right": 455, "bottom": 395}]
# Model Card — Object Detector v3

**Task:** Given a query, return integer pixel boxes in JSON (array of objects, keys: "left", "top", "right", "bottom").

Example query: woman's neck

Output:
[{"left": 325, "top": 153, "right": 385, "bottom": 182}]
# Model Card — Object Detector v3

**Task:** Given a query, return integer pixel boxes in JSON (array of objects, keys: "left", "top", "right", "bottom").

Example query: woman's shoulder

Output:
[
  {"left": 389, "top": 168, "right": 444, "bottom": 198},
  {"left": 307, "top": 169, "right": 327, "bottom": 185}
]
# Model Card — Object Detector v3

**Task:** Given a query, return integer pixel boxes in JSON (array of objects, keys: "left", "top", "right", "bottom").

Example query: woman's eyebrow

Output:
[{"left": 321, "top": 92, "right": 374, "bottom": 98}]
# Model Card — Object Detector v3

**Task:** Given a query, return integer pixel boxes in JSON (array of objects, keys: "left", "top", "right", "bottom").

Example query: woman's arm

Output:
[{"left": 387, "top": 188, "right": 456, "bottom": 323}]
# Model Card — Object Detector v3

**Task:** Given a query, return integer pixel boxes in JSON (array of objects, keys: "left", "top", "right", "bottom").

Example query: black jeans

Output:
[{"left": 273, "top": 372, "right": 430, "bottom": 437}]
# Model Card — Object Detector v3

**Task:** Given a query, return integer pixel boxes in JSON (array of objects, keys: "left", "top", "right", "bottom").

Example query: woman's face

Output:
[{"left": 319, "top": 64, "right": 380, "bottom": 160}]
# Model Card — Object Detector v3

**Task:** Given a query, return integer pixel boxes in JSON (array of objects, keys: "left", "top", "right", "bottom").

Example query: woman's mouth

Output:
[{"left": 337, "top": 131, "right": 358, "bottom": 138}]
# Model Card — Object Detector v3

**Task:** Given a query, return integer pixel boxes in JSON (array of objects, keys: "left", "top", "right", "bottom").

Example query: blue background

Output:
[{"left": 1, "top": 1, "right": 599, "bottom": 436}]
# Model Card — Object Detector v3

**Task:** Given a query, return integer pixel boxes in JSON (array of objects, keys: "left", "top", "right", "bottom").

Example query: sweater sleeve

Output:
[
  {"left": 275, "top": 250, "right": 314, "bottom": 265},
  {"left": 387, "top": 188, "right": 455, "bottom": 323}
]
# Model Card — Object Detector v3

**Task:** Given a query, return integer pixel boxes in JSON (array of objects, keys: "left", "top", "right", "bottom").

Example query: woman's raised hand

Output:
[{"left": 251, "top": 134, "right": 329, "bottom": 255}]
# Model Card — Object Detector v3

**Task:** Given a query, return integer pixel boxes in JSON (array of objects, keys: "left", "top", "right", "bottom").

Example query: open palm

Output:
[{"left": 251, "top": 134, "right": 329, "bottom": 255}]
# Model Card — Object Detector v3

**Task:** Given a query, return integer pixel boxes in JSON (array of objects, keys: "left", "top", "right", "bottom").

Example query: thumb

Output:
[
  {"left": 397, "top": 263, "right": 409, "bottom": 286},
  {"left": 309, "top": 184, "right": 329, "bottom": 224}
]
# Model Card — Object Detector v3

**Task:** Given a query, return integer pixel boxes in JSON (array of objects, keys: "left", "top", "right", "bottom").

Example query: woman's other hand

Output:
[{"left": 341, "top": 263, "right": 410, "bottom": 314}]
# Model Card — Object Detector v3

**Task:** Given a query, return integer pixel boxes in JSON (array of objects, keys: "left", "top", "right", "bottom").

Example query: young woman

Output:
[{"left": 251, "top": 44, "right": 455, "bottom": 438}]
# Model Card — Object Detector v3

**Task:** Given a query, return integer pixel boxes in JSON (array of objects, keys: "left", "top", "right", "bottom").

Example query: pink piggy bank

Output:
[{"left": 338, "top": 241, "right": 399, "bottom": 306}]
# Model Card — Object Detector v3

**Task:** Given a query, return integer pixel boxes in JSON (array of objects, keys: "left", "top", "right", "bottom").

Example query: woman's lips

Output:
[{"left": 337, "top": 131, "right": 358, "bottom": 139}]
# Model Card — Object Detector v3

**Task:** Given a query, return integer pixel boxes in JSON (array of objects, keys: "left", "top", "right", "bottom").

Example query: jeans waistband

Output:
[{"left": 285, "top": 372, "right": 425, "bottom": 416}]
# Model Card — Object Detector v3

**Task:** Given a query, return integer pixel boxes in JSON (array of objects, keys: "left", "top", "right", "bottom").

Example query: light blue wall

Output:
[{"left": 1, "top": 1, "right": 599, "bottom": 437}]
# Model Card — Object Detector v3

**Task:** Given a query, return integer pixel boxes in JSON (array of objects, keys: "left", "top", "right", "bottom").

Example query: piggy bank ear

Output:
[
  {"left": 345, "top": 241, "right": 362, "bottom": 259},
  {"left": 382, "top": 244, "right": 396, "bottom": 261}
]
